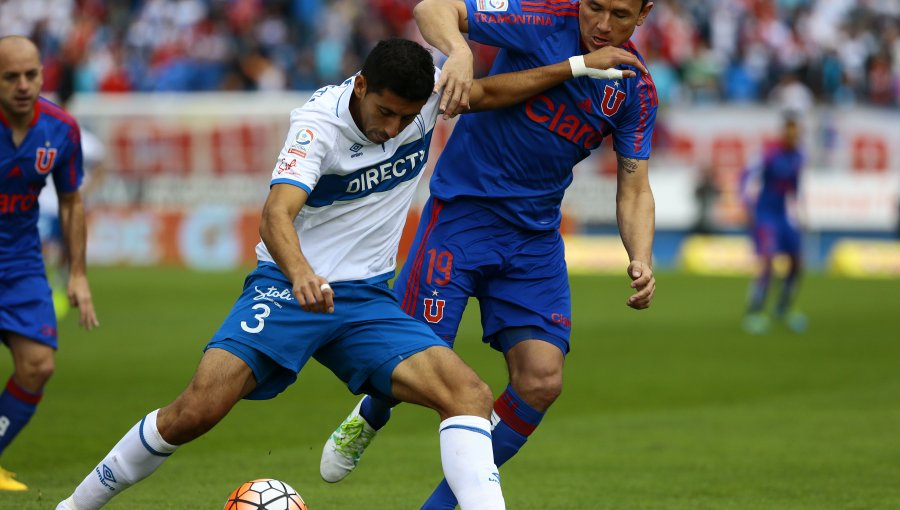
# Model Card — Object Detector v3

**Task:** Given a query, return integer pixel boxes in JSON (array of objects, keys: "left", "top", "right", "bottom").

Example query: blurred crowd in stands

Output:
[{"left": 0, "top": 0, "right": 897, "bottom": 107}]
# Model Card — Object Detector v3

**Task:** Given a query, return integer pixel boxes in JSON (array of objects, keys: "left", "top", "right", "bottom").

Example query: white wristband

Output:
[{"left": 568, "top": 55, "right": 624, "bottom": 81}]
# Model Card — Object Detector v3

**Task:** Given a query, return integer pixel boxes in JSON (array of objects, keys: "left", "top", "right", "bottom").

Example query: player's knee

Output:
[
  {"left": 437, "top": 373, "right": 493, "bottom": 418},
  {"left": 454, "top": 376, "right": 494, "bottom": 417},
  {"left": 16, "top": 356, "right": 55, "bottom": 391},
  {"left": 512, "top": 372, "right": 563, "bottom": 410}
]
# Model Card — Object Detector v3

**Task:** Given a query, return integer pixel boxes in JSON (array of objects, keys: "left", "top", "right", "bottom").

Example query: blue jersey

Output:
[
  {"left": 755, "top": 144, "right": 803, "bottom": 220},
  {"left": 1, "top": 97, "right": 83, "bottom": 276},
  {"left": 429, "top": 0, "right": 658, "bottom": 231}
]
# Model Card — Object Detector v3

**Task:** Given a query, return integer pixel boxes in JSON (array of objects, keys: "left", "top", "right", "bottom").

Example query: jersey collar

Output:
[
  {"left": 0, "top": 98, "right": 41, "bottom": 129},
  {"left": 337, "top": 75, "right": 372, "bottom": 145}
]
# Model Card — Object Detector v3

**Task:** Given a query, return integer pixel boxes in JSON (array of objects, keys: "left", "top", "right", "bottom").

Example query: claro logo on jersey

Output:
[
  {"left": 0, "top": 190, "right": 39, "bottom": 214},
  {"left": 476, "top": 0, "right": 508, "bottom": 12},
  {"left": 525, "top": 94, "right": 607, "bottom": 150},
  {"left": 345, "top": 149, "right": 426, "bottom": 194},
  {"left": 288, "top": 128, "right": 316, "bottom": 158}
]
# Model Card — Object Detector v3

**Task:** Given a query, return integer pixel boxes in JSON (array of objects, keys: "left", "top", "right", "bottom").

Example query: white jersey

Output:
[{"left": 256, "top": 71, "right": 441, "bottom": 284}]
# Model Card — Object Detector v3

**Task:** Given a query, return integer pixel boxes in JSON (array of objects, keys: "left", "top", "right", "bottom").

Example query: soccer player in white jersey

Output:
[{"left": 56, "top": 38, "right": 645, "bottom": 510}]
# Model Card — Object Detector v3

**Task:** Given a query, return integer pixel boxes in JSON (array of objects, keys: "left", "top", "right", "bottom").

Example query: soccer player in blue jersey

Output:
[
  {"left": 320, "top": 1, "right": 658, "bottom": 508},
  {"left": 56, "top": 38, "right": 642, "bottom": 510},
  {"left": 741, "top": 113, "right": 806, "bottom": 334},
  {"left": 0, "top": 35, "right": 99, "bottom": 491}
]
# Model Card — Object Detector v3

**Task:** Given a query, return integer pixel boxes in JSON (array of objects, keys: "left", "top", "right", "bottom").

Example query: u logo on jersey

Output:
[
  {"left": 601, "top": 85, "right": 626, "bottom": 116},
  {"left": 35, "top": 147, "right": 57, "bottom": 174},
  {"left": 423, "top": 298, "right": 446, "bottom": 323}
]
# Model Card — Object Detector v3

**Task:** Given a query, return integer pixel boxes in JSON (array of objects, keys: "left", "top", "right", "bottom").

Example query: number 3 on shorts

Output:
[{"left": 241, "top": 303, "right": 271, "bottom": 333}]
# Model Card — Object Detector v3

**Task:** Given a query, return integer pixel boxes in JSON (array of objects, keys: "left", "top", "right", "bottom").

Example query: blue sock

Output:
[
  {"left": 748, "top": 271, "right": 771, "bottom": 313},
  {"left": 0, "top": 377, "right": 42, "bottom": 456},
  {"left": 359, "top": 395, "right": 392, "bottom": 430},
  {"left": 421, "top": 385, "right": 545, "bottom": 510},
  {"left": 776, "top": 263, "right": 800, "bottom": 316}
]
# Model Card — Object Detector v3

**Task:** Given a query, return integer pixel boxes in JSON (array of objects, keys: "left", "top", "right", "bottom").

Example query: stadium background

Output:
[{"left": 1, "top": 1, "right": 899, "bottom": 509}]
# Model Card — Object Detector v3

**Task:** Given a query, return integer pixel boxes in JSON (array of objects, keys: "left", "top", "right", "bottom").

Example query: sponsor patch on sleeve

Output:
[
  {"left": 288, "top": 127, "right": 316, "bottom": 158},
  {"left": 476, "top": 0, "right": 508, "bottom": 12}
]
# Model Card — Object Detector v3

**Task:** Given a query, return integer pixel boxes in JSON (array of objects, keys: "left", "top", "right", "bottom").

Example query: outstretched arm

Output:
[
  {"left": 467, "top": 46, "right": 648, "bottom": 113},
  {"left": 58, "top": 190, "right": 99, "bottom": 329},
  {"left": 616, "top": 155, "right": 656, "bottom": 310}
]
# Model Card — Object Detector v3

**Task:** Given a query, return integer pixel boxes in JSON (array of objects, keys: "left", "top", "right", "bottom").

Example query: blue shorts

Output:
[
  {"left": 207, "top": 263, "right": 444, "bottom": 401},
  {"left": 753, "top": 216, "right": 801, "bottom": 256},
  {"left": 0, "top": 272, "right": 58, "bottom": 349},
  {"left": 394, "top": 197, "right": 571, "bottom": 355}
]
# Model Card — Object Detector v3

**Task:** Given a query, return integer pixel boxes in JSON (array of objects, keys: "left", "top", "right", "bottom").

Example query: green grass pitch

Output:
[{"left": 2, "top": 267, "right": 898, "bottom": 509}]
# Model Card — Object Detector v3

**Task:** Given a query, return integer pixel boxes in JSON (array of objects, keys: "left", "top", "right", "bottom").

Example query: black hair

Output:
[{"left": 361, "top": 38, "right": 434, "bottom": 102}]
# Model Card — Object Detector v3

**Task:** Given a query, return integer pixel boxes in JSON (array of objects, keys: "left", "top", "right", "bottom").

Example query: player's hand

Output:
[
  {"left": 625, "top": 260, "right": 655, "bottom": 309},
  {"left": 582, "top": 46, "right": 648, "bottom": 79},
  {"left": 436, "top": 47, "right": 474, "bottom": 119},
  {"left": 293, "top": 273, "right": 335, "bottom": 314},
  {"left": 67, "top": 273, "right": 99, "bottom": 330}
]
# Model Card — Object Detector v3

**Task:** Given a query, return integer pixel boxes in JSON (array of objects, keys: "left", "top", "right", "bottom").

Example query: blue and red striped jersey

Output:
[
  {"left": 755, "top": 144, "right": 803, "bottom": 220},
  {"left": 430, "top": 0, "right": 658, "bottom": 230},
  {"left": 1, "top": 97, "right": 83, "bottom": 275}
]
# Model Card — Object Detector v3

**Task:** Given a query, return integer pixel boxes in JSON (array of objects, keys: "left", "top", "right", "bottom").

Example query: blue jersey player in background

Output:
[
  {"left": 320, "top": 1, "right": 658, "bottom": 508},
  {"left": 0, "top": 35, "right": 99, "bottom": 491},
  {"left": 741, "top": 113, "right": 806, "bottom": 335}
]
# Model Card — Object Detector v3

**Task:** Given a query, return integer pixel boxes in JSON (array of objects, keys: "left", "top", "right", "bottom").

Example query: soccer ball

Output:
[{"left": 223, "top": 479, "right": 308, "bottom": 510}]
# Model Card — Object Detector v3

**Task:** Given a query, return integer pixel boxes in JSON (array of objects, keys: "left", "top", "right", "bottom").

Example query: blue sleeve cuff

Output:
[{"left": 270, "top": 178, "right": 312, "bottom": 195}]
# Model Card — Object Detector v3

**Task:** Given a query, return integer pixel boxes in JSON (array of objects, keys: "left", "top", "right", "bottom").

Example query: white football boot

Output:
[{"left": 320, "top": 398, "right": 377, "bottom": 483}]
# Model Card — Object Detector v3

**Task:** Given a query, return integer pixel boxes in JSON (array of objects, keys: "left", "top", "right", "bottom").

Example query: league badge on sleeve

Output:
[
  {"left": 288, "top": 128, "right": 316, "bottom": 159},
  {"left": 477, "top": 0, "right": 508, "bottom": 12}
]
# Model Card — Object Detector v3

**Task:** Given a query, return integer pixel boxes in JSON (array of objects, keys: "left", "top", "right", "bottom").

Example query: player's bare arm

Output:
[
  {"left": 466, "top": 46, "right": 647, "bottom": 113},
  {"left": 259, "top": 183, "right": 334, "bottom": 314},
  {"left": 414, "top": 0, "right": 472, "bottom": 116},
  {"left": 615, "top": 154, "right": 656, "bottom": 310},
  {"left": 57, "top": 190, "right": 99, "bottom": 329}
]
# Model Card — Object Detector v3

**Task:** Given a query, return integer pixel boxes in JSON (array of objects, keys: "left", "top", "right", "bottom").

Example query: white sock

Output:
[
  {"left": 439, "top": 415, "right": 505, "bottom": 510},
  {"left": 69, "top": 409, "right": 178, "bottom": 510}
]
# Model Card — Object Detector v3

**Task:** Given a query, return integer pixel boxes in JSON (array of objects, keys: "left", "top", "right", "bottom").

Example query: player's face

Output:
[
  {"left": 358, "top": 89, "right": 428, "bottom": 145},
  {"left": 783, "top": 121, "right": 800, "bottom": 149},
  {"left": 579, "top": 0, "right": 653, "bottom": 51},
  {"left": 0, "top": 40, "right": 43, "bottom": 120},
  {"left": 351, "top": 75, "right": 428, "bottom": 144}
]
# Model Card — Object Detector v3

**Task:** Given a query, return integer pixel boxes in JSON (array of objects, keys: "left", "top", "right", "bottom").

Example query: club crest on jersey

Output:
[
  {"left": 289, "top": 128, "right": 316, "bottom": 158},
  {"left": 423, "top": 297, "right": 446, "bottom": 323},
  {"left": 35, "top": 147, "right": 57, "bottom": 174},
  {"left": 477, "top": 0, "right": 508, "bottom": 12},
  {"left": 601, "top": 85, "right": 626, "bottom": 116}
]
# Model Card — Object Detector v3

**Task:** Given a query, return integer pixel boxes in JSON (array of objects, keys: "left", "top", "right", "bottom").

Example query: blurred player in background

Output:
[
  {"left": 320, "top": 1, "right": 658, "bottom": 508},
  {"left": 740, "top": 113, "right": 807, "bottom": 334},
  {"left": 56, "top": 38, "right": 639, "bottom": 510},
  {"left": 0, "top": 35, "right": 99, "bottom": 491}
]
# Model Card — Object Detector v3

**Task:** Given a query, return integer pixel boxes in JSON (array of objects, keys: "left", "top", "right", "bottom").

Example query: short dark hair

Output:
[{"left": 361, "top": 38, "right": 434, "bottom": 102}]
